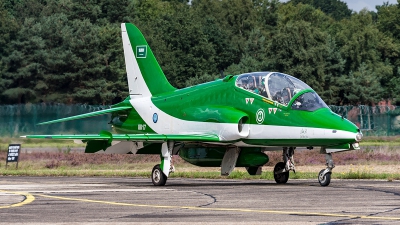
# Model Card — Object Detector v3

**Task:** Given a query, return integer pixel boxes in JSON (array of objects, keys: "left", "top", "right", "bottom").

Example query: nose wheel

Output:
[{"left": 318, "top": 169, "right": 331, "bottom": 186}]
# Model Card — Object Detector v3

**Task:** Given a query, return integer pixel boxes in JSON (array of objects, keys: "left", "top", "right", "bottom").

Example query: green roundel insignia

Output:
[
  {"left": 136, "top": 45, "right": 147, "bottom": 58},
  {"left": 256, "top": 108, "right": 265, "bottom": 124}
]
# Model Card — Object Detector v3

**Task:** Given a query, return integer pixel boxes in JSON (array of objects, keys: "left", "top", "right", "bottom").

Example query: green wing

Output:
[
  {"left": 22, "top": 131, "right": 220, "bottom": 142},
  {"left": 22, "top": 131, "right": 220, "bottom": 154},
  {"left": 37, "top": 106, "right": 132, "bottom": 125}
]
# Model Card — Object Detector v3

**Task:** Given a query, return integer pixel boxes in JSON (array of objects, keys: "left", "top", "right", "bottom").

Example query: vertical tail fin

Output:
[{"left": 121, "top": 23, "right": 175, "bottom": 98}]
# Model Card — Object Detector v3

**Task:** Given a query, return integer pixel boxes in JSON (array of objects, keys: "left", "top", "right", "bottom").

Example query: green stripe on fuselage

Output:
[{"left": 149, "top": 76, "right": 357, "bottom": 133}]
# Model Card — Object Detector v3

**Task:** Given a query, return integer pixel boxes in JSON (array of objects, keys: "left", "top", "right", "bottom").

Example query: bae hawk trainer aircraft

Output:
[{"left": 23, "top": 23, "right": 363, "bottom": 187}]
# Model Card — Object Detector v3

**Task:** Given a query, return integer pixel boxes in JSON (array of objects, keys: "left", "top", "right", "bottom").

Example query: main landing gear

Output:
[
  {"left": 151, "top": 141, "right": 176, "bottom": 186},
  {"left": 273, "top": 147, "right": 295, "bottom": 184}
]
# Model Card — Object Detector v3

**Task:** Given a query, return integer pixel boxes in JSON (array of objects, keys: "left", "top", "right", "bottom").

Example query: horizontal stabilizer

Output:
[
  {"left": 37, "top": 106, "right": 132, "bottom": 125},
  {"left": 22, "top": 132, "right": 220, "bottom": 142}
]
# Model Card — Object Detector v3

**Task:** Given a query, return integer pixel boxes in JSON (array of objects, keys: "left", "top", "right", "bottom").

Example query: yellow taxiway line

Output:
[
  {"left": 2, "top": 190, "right": 399, "bottom": 221},
  {"left": 36, "top": 193, "right": 400, "bottom": 221},
  {"left": 0, "top": 190, "right": 35, "bottom": 209}
]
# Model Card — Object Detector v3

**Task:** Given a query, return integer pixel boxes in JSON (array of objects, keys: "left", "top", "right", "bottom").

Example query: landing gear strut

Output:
[
  {"left": 151, "top": 141, "right": 175, "bottom": 186},
  {"left": 274, "top": 147, "right": 295, "bottom": 184},
  {"left": 318, "top": 153, "right": 334, "bottom": 186}
]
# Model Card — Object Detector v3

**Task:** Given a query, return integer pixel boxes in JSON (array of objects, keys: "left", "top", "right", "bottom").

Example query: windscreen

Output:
[
  {"left": 291, "top": 92, "right": 329, "bottom": 112},
  {"left": 267, "top": 73, "right": 311, "bottom": 105}
]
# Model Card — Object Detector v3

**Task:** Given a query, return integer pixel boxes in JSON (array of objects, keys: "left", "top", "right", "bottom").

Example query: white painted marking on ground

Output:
[{"left": 29, "top": 189, "right": 175, "bottom": 193}]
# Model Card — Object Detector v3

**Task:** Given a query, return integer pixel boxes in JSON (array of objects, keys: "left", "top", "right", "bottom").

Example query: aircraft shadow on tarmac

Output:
[{"left": 112, "top": 178, "right": 319, "bottom": 187}]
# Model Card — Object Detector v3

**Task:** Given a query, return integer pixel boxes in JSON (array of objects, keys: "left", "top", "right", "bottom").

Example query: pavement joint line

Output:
[
  {"left": 0, "top": 190, "right": 35, "bottom": 209},
  {"left": 37, "top": 193, "right": 400, "bottom": 221}
]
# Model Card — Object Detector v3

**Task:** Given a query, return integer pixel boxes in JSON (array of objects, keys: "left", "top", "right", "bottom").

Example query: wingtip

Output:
[{"left": 20, "top": 135, "right": 27, "bottom": 138}]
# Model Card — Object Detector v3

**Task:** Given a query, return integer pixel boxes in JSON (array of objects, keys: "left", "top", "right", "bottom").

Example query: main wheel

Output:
[
  {"left": 318, "top": 169, "right": 331, "bottom": 187},
  {"left": 152, "top": 164, "right": 167, "bottom": 186},
  {"left": 274, "top": 162, "right": 289, "bottom": 184}
]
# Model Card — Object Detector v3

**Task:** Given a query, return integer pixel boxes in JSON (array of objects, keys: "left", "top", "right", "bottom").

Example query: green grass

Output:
[
  {"left": 1, "top": 165, "right": 399, "bottom": 181},
  {"left": 362, "top": 136, "right": 400, "bottom": 144},
  {"left": 0, "top": 138, "right": 85, "bottom": 151},
  {"left": 362, "top": 142, "right": 400, "bottom": 147},
  {"left": 1, "top": 135, "right": 400, "bottom": 182},
  {"left": 0, "top": 168, "right": 151, "bottom": 177}
]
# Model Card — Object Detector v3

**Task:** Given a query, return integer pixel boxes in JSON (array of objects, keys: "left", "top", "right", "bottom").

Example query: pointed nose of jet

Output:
[
  {"left": 306, "top": 108, "right": 361, "bottom": 143},
  {"left": 332, "top": 112, "right": 364, "bottom": 146},
  {"left": 355, "top": 130, "right": 363, "bottom": 142}
]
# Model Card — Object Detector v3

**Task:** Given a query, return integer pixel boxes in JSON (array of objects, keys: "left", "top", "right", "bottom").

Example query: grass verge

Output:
[
  {"left": 0, "top": 138, "right": 85, "bottom": 151},
  {"left": 1, "top": 166, "right": 399, "bottom": 181},
  {"left": 1, "top": 145, "right": 400, "bottom": 182}
]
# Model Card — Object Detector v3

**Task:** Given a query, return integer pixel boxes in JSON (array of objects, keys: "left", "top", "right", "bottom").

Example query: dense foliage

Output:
[{"left": 0, "top": 0, "right": 399, "bottom": 105}]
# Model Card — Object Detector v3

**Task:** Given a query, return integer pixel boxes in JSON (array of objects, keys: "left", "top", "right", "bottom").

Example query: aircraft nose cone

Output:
[{"left": 355, "top": 131, "right": 363, "bottom": 142}]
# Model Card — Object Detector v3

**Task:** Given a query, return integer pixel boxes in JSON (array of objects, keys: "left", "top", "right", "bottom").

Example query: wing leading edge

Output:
[
  {"left": 36, "top": 106, "right": 132, "bottom": 125},
  {"left": 22, "top": 131, "right": 220, "bottom": 142},
  {"left": 22, "top": 132, "right": 220, "bottom": 155}
]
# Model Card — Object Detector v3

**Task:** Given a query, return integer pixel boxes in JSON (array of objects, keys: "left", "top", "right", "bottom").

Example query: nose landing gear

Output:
[{"left": 318, "top": 153, "right": 335, "bottom": 186}]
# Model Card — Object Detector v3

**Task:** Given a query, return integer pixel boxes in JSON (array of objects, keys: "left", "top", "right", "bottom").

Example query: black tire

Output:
[
  {"left": 152, "top": 164, "right": 167, "bottom": 186},
  {"left": 318, "top": 169, "right": 331, "bottom": 187},
  {"left": 274, "top": 162, "right": 289, "bottom": 184}
]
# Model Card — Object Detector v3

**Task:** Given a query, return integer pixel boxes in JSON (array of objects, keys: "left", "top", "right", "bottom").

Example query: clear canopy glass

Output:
[{"left": 235, "top": 72, "right": 328, "bottom": 111}]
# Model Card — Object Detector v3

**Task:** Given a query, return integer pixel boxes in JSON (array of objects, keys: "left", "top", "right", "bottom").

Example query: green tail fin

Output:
[{"left": 121, "top": 23, "right": 175, "bottom": 98}]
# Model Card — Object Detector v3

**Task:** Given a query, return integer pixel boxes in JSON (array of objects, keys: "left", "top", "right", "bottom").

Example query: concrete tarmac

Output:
[{"left": 0, "top": 177, "right": 399, "bottom": 224}]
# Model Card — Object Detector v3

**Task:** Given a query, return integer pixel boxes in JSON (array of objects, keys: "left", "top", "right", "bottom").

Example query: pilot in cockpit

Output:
[
  {"left": 268, "top": 75, "right": 295, "bottom": 105},
  {"left": 268, "top": 79, "right": 280, "bottom": 102},
  {"left": 292, "top": 95, "right": 303, "bottom": 109},
  {"left": 259, "top": 77, "right": 268, "bottom": 97},
  {"left": 248, "top": 78, "right": 259, "bottom": 94}
]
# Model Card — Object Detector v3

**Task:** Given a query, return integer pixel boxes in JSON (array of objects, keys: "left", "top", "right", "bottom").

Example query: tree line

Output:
[{"left": 0, "top": 0, "right": 399, "bottom": 105}]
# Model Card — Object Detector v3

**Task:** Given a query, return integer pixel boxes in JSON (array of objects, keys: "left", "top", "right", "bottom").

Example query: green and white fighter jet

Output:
[{"left": 23, "top": 23, "right": 363, "bottom": 187}]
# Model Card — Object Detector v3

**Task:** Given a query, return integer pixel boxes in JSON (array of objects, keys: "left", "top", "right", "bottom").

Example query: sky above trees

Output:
[
  {"left": 283, "top": 0, "right": 399, "bottom": 11},
  {"left": 345, "top": 0, "right": 398, "bottom": 11}
]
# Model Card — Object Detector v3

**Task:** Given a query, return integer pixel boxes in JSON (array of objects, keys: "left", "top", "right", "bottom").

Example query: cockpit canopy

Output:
[{"left": 235, "top": 72, "right": 328, "bottom": 111}]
